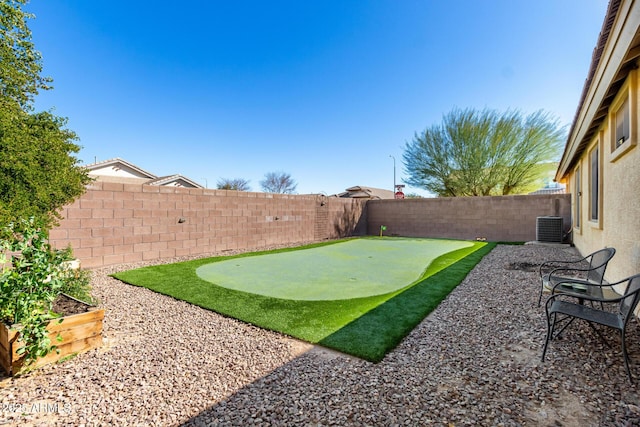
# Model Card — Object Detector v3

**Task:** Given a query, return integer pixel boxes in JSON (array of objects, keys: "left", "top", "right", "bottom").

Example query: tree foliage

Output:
[
  {"left": 0, "top": 0, "right": 51, "bottom": 108},
  {"left": 260, "top": 171, "right": 297, "bottom": 194},
  {"left": 216, "top": 177, "right": 251, "bottom": 191},
  {"left": 403, "top": 108, "right": 564, "bottom": 197},
  {"left": 0, "top": 0, "right": 90, "bottom": 230}
]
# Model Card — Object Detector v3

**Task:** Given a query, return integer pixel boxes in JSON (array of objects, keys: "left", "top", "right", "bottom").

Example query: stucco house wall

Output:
[
  {"left": 565, "top": 96, "right": 640, "bottom": 282},
  {"left": 556, "top": 0, "right": 640, "bottom": 283},
  {"left": 86, "top": 158, "right": 204, "bottom": 188}
]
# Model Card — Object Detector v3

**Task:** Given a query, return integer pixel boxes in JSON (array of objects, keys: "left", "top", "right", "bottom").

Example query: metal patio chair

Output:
[
  {"left": 541, "top": 274, "right": 640, "bottom": 382},
  {"left": 538, "top": 247, "right": 616, "bottom": 306}
]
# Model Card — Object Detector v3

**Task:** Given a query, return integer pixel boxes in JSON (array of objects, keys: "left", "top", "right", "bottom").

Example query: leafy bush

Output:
[
  {"left": 58, "top": 256, "right": 96, "bottom": 305},
  {"left": 0, "top": 218, "right": 93, "bottom": 366}
]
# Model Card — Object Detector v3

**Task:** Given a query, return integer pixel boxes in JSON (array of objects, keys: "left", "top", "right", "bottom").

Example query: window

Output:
[
  {"left": 610, "top": 70, "right": 637, "bottom": 161},
  {"left": 589, "top": 145, "right": 599, "bottom": 222},
  {"left": 615, "top": 97, "right": 629, "bottom": 149},
  {"left": 574, "top": 166, "right": 581, "bottom": 229}
]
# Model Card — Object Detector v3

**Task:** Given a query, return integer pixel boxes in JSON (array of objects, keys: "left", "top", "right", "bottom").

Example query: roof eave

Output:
[
  {"left": 85, "top": 157, "right": 158, "bottom": 180},
  {"left": 557, "top": 0, "right": 640, "bottom": 181}
]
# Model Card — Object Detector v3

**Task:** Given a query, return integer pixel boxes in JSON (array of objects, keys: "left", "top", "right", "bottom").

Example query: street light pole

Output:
[{"left": 389, "top": 155, "right": 396, "bottom": 193}]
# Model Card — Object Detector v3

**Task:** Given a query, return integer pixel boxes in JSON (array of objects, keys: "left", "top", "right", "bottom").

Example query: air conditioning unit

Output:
[{"left": 536, "top": 216, "right": 563, "bottom": 243}]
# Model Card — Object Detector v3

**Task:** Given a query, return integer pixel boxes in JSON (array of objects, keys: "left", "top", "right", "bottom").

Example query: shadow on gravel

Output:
[
  {"left": 319, "top": 243, "right": 496, "bottom": 362},
  {"left": 179, "top": 244, "right": 640, "bottom": 427}
]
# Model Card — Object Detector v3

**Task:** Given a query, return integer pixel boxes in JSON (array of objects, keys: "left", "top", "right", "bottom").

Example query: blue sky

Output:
[{"left": 28, "top": 1, "right": 607, "bottom": 196}]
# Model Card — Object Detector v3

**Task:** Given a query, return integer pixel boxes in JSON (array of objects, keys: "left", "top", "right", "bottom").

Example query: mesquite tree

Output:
[{"left": 403, "top": 108, "right": 564, "bottom": 197}]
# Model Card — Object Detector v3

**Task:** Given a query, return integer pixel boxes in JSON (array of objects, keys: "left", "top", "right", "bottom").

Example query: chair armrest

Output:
[
  {"left": 543, "top": 266, "right": 593, "bottom": 282},
  {"left": 539, "top": 259, "right": 585, "bottom": 277},
  {"left": 555, "top": 278, "right": 611, "bottom": 288},
  {"left": 540, "top": 259, "right": 584, "bottom": 268},
  {"left": 546, "top": 289, "right": 624, "bottom": 307}
]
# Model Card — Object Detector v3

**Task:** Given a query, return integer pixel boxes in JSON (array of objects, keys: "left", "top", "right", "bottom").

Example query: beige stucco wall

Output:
[{"left": 564, "top": 70, "right": 640, "bottom": 283}]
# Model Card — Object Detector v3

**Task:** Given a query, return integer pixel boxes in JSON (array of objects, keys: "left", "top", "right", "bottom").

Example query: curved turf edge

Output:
[
  {"left": 319, "top": 242, "right": 497, "bottom": 362},
  {"left": 111, "top": 239, "right": 494, "bottom": 361}
]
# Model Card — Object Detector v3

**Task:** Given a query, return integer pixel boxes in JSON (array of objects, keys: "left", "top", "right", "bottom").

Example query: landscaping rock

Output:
[{"left": 1, "top": 243, "right": 639, "bottom": 426}]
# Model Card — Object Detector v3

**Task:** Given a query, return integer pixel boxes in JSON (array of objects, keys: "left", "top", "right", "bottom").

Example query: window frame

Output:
[
  {"left": 610, "top": 69, "right": 637, "bottom": 162},
  {"left": 574, "top": 164, "right": 581, "bottom": 232},
  {"left": 588, "top": 133, "right": 603, "bottom": 229},
  {"left": 614, "top": 96, "right": 629, "bottom": 148}
]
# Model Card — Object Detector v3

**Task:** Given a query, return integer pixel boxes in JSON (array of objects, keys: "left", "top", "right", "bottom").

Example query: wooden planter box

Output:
[{"left": 0, "top": 295, "right": 104, "bottom": 376}]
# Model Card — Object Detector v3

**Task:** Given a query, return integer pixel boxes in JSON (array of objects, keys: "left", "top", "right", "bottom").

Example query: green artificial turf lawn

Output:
[
  {"left": 112, "top": 237, "right": 495, "bottom": 362},
  {"left": 195, "top": 238, "right": 474, "bottom": 300}
]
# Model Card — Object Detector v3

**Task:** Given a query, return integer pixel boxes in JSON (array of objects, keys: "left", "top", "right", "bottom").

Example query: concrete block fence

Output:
[
  {"left": 49, "top": 182, "right": 366, "bottom": 268},
  {"left": 49, "top": 183, "right": 570, "bottom": 268},
  {"left": 367, "top": 194, "right": 571, "bottom": 242}
]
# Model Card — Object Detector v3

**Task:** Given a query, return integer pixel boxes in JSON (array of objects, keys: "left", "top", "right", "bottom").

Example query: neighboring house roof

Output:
[
  {"left": 147, "top": 174, "right": 204, "bottom": 188},
  {"left": 557, "top": 0, "right": 640, "bottom": 180},
  {"left": 86, "top": 157, "right": 157, "bottom": 181},
  {"left": 528, "top": 187, "right": 566, "bottom": 195},
  {"left": 85, "top": 158, "right": 203, "bottom": 188},
  {"left": 333, "top": 185, "right": 395, "bottom": 199}
]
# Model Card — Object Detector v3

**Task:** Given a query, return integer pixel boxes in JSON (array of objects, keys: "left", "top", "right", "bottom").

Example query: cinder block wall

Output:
[
  {"left": 49, "top": 182, "right": 366, "bottom": 268},
  {"left": 50, "top": 185, "right": 570, "bottom": 268},
  {"left": 366, "top": 194, "right": 571, "bottom": 242}
]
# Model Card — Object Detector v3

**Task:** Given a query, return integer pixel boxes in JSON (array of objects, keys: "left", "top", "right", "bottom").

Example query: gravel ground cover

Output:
[{"left": 1, "top": 243, "right": 639, "bottom": 426}]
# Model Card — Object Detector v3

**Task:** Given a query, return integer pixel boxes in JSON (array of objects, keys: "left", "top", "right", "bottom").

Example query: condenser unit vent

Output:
[{"left": 536, "top": 216, "right": 563, "bottom": 243}]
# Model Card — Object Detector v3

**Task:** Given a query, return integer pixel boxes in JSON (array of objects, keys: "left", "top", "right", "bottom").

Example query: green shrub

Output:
[
  {"left": 59, "top": 263, "right": 96, "bottom": 305},
  {"left": 0, "top": 218, "right": 79, "bottom": 366}
]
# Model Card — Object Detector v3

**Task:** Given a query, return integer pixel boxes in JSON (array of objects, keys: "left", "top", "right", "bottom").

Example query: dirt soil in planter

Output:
[{"left": 51, "top": 294, "right": 92, "bottom": 317}]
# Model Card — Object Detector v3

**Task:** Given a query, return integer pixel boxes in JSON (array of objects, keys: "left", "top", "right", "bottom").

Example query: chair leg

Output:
[
  {"left": 621, "top": 330, "right": 633, "bottom": 383},
  {"left": 542, "top": 312, "right": 555, "bottom": 361},
  {"left": 586, "top": 322, "right": 612, "bottom": 348},
  {"left": 538, "top": 276, "right": 548, "bottom": 307},
  {"left": 552, "top": 314, "right": 575, "bottom": 340},
  {"left": 538, "top": 285, "right": 543, "bottom": 307}
]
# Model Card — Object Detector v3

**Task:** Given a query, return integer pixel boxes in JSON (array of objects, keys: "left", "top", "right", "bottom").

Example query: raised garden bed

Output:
[{"left": 0, "top": 294, "right": 104, "bottom": 376}]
